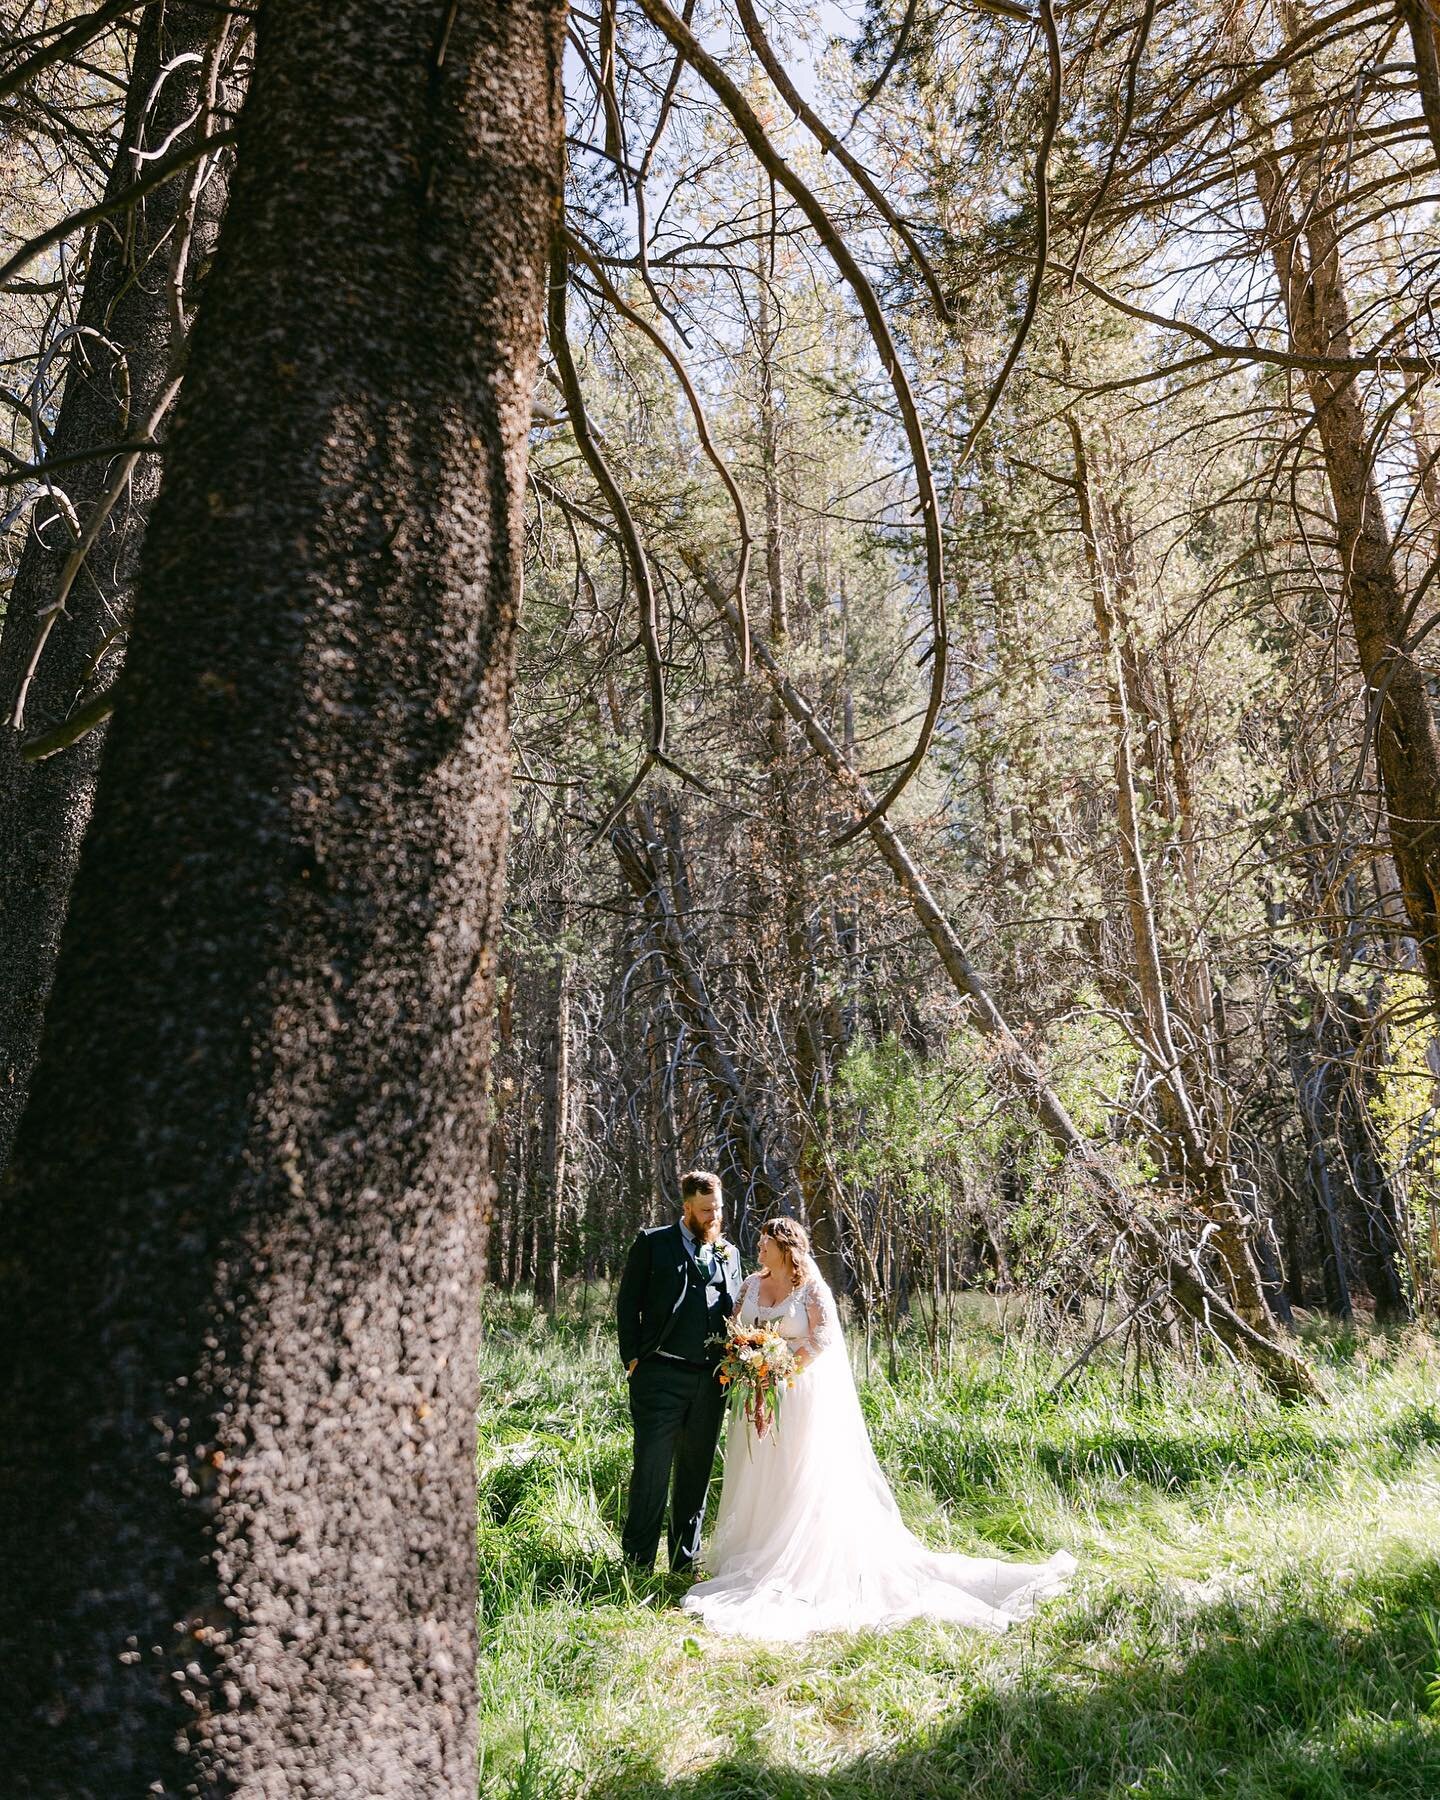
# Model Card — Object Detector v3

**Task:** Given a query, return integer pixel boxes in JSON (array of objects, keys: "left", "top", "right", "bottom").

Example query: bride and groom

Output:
[{"left": 616, "top": 1169, "right": 1076, "bottom": 1640}]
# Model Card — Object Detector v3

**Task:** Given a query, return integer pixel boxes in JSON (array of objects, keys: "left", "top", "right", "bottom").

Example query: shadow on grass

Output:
[
  {"left": 879, "top": 1399, "right": 1440, "bottom": 1507},
  {"left": 586, "top": 1560, "right": 1440, "bottom": 1800},
  {"left": 483, "top": 1400, "right": 1440, "bottom": 1548},
  {"left": 478, "top": 1402, "right": 1440, "bottom": 1617}
]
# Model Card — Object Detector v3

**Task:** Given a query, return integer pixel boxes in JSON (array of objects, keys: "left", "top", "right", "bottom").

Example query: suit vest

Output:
[{"left": 665, "top": 1246, "right": 728, "bottom": 1362}]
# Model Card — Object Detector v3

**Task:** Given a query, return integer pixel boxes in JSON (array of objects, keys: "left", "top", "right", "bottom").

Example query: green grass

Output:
[{"left": 476, "top": 1292, "right": 1440, "bottom": 1798}]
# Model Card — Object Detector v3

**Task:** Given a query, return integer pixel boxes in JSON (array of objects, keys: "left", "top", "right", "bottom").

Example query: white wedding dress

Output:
[{"left": 681, "top": 1267, "right": 1076, "bottom": 1641}]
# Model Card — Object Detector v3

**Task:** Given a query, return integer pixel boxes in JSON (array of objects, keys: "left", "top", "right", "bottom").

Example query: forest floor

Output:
[{"left": 476, "top": 1291, "right": 1440, "bottom": 1799}]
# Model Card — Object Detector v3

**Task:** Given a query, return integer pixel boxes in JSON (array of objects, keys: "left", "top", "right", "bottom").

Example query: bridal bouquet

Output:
[{"left": 714, "top": 1318, "right": 798, "bottom": 1439}]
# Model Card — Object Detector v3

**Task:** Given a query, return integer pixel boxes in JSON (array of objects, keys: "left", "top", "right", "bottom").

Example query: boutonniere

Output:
[{"left": 713, "top": 1236, "right": 733, "bottom": 1258}]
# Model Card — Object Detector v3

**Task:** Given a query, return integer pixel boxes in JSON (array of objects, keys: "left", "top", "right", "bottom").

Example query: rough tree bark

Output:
[
  {"left": 1399, "top": 0, "right": 1440, "bottom": 173},
  {"left": 0, "top": 1, "right": 232, "bottom": 1174},
  {"left": 0, "top": 1, "right": 566, "bottom": 1792}
]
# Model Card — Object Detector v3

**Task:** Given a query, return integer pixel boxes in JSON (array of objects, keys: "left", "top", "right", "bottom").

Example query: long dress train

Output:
[{"left": 681, "top": 1268, "right": 1076, "bottom": 1641}]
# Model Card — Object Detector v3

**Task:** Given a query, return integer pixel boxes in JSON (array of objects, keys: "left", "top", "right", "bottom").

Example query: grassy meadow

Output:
[{"left": 475, "top": 1291, "right": 1440, "bottom": 1799}]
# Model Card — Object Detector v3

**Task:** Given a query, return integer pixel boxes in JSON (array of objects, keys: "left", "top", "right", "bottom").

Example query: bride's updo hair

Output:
[{"left": 760, "top": 1215, "right": 810, "bottom": 1290}]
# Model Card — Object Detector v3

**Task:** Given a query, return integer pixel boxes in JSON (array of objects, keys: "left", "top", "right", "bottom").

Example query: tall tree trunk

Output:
[
  {"left": 1160, "top": 655, "right": 1223, "bottom": 1077},
  {"left": 1399, "top": 0, "right": 1440, "bottom": 173},
  {"left": 0, "top": 2, "right": 234, "bottom": 1175},
  {"left": 1246, "top": 32, "right": 1440, "bottom": 1015},
  {"left": 0, "top": 1, "right": 566, "bottom": 1791},
  {"left": 756, "top": 216, "right": 790, "bottom": 771},
  {"left": 1275, "top": 943, "right": 1357, "bottom": 1320},
  {"left": 645, "top": 995, "right": 682, "bottom": 1211},
  {"left": 753, "top": 247, "right": 844, "bottom": 1280},
  {"left": 491, "top": 948, "right": 518, "bottom": 1284},
  {"left": 1272, "top": 774, "right": 1411, "bottom": 1322},
  {"left": 1338, "top": 1045, "right": 1409, "bottom": 1324},
  {"left": 536, "top": 839, "right": 574, "bottom": 1311}
]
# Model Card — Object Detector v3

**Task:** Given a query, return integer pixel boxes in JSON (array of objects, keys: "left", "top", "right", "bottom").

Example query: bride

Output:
[{"left": 681, "top": 1216, "right": 1076, "bottom": 1641}]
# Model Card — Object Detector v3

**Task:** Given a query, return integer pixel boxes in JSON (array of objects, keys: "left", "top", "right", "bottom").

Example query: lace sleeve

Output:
[
  {"left": 794, "top": 1274, "right": 838, "bottom": 1362},
  {"left": 734, "top": 1270, "right": 758, "bottom": 1318}
]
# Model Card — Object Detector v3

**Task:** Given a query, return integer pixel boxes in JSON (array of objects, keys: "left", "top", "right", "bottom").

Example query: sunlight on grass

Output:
[{"left": 476, "top": 1292, "right": 1440, "bottom": 1798}]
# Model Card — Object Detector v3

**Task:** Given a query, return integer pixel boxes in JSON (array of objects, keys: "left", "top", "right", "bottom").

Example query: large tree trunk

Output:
[
  {"left": 0, "top": 2, "right": 233, "bottom": 1174},
  {"left": 1246, "top": 23, "right": 1440, "bottom": 1015},
  {"left": 1399, "top": 0, "right": 1440, "bottom": 173},
  {"left": 0, "top": 1, "right": 566, "bottom": 1792}
]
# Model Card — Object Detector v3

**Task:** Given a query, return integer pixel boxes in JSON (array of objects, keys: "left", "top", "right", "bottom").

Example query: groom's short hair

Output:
[{"left": 680, "top": 1169, "right": 721, "bottom": 1201}]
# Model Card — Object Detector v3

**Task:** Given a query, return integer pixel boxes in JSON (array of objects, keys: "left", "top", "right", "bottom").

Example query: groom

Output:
[{"left": 616, "top": 1168, "right": 742, "bottom": 1572}]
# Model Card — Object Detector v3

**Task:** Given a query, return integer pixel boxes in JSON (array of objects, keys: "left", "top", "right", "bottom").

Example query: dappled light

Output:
[{"left": 476, "top": 1296, "right": 1440, "bottom": 1797}]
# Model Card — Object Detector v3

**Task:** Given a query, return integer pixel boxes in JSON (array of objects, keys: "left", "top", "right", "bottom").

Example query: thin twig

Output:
[{"left": 0, "top": 130, "right": 237, "bottom": 288}]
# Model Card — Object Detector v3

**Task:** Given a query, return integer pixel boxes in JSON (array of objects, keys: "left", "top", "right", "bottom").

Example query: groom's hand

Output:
[{"left": 626, "top": 1358, "right": 639, "bottom": 1378}]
